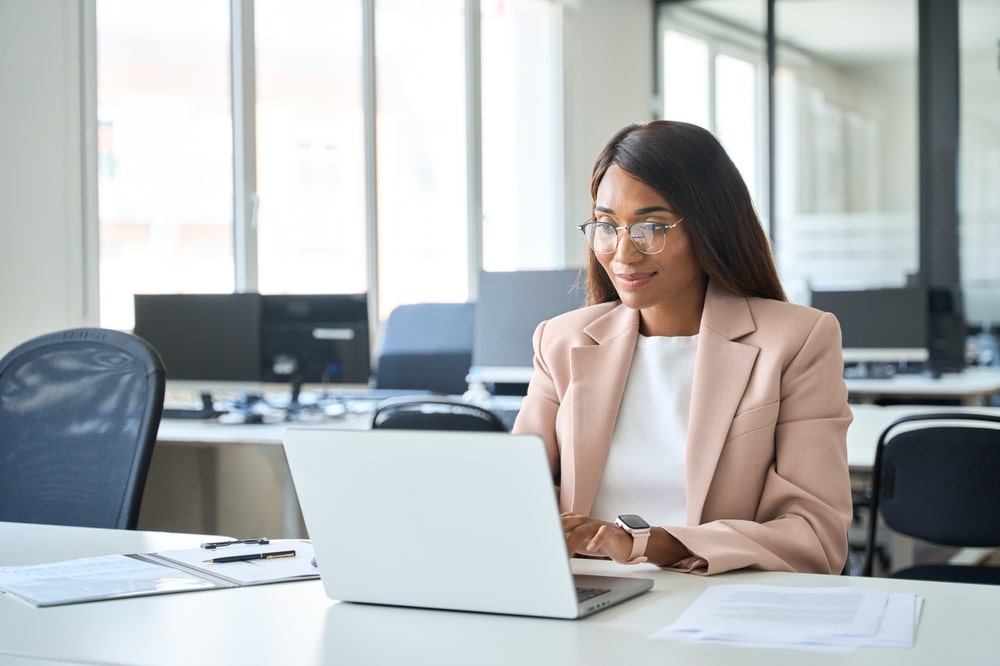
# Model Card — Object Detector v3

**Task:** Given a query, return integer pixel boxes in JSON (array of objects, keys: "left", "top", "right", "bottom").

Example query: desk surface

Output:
[
  {"left": 1, "top": 522, "right": 998, "bottom": 665},
  {"left": 157, "top": 402, "right": 1000, "bottom": 470},
  {"left": 846, "top": 403, "right": 1000, "bottom": 469},
  {"left": 845, "top": 366, "right": 1000, "bottom": 404}
]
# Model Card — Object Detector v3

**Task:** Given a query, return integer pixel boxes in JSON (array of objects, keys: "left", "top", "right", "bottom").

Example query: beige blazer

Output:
[{"left": 512, "top": 280, "right": 853, "bottom": 575}]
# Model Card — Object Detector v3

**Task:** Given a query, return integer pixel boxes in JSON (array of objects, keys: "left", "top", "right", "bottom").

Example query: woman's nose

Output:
[{"left": 613, "top": 230, "right": 642, "bottom": 262}]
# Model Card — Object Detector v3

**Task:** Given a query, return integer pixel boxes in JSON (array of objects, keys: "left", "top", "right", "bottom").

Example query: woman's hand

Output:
[
  {"left": 561, "top": 512, "right": 635, "bottom": 564},
  {"left": 561, "top": 512, "right": 693, "bottom": 566}
]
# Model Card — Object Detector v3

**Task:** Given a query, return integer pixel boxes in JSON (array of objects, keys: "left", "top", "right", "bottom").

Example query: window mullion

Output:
[{"left": 231, "top": 0, "right": 258, "bottom": 292}]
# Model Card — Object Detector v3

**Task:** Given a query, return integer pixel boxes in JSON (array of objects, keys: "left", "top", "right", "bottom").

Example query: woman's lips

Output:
[{"left": 615, "top": 272, "right": 655, "bottom": 289}]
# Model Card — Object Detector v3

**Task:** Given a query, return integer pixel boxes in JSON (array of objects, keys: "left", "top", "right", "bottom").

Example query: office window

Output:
[
  {"left": 374, "top": 0, "right": 469, "bottom": 314},
  {"left": 658, "top": 12, "right": 766, "bottom": 227},
  {"left": 96, "top": 0, "right": 566, "bottom": 328},
  {"left": 662, "top": 30, "right": 710, "bottom": 128},
  {"left": 96, "top": 0, "right": 234, "bottom": 330},
  {"left": 481, "top": 0, "right": 563, "bottom": 272},
  {"left": 254, "top": 0, "right": 366, "bottom": 296}
]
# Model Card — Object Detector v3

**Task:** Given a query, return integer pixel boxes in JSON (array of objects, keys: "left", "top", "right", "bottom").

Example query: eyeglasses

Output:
[{"left": 577, "top": 219, "right": 683, "bottom": 255}]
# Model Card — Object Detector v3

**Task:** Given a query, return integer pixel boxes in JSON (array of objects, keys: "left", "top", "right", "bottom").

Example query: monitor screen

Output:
[
  {"left": 809, "top": 287, "right": 929, "bottom": 363},
  {"left": 260, "top": 294, "right": 371, "bottom": 387},
  {"left": 471, "top": 269, "right": 585, "bottom": 385},
  {"left": 133, "top": 293, "right": 263, "bottom": 387}
]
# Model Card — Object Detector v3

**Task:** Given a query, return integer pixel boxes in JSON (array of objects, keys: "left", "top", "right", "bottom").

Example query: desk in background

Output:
[
  {"left": 142, "top": 395, "right": 523, "bottom": 539},
  {"left": 141, "top": 418, "right": 359, "bottom": 539},
  {"left": 2, "top": 521, "right": 999, "bottom": 665},
  {"left": 846, "top": 403, "right": 1000, "bottom": 572},
  {"left": 143, "top": 400, "right": 1000, "bottom": 543},
  {"left": 845, "top": 366, "right": 1000, "bottom": 406}
]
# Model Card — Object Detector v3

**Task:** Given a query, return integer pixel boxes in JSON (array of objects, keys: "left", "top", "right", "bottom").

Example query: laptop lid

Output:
[{"left": 282, "top": 427, "right": 652, "bottom": 619}]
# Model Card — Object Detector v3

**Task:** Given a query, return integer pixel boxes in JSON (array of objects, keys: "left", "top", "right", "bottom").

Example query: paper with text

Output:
[{"left": 650, "top": 584, "right": 920, "bottom": 652}]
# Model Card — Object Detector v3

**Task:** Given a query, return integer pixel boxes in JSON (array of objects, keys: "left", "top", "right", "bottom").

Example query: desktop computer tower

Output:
[{"left": 926, "top": 286, "right": 966, "bottom": 373}]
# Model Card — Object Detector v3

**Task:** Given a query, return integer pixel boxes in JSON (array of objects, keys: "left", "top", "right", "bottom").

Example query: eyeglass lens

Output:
[{"left": 585, "top": 222, "right": 669, "bottom": 255}]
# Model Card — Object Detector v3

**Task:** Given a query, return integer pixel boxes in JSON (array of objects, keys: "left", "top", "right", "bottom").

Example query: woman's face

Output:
[{"left": 592, "top": 164, "right": 707, "bottom": 336}]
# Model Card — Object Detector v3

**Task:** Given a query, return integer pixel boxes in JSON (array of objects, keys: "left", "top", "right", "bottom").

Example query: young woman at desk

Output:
[{"left": 512, "top": 121, "right": 853, "bottom": 575}]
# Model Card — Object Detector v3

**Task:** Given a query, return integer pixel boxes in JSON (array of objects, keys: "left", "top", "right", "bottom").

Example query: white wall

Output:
[
  {"left": 0, "top": 0, "right": 653, "bottom": 357},
  {"left": 0, "top": 0, "right": 96, "bottom": 357}
]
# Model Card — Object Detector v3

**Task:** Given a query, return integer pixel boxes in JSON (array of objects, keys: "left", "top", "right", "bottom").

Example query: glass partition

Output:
[
  {"left": 772, "top": 0, "right": 919, "bottom": 303},
  {"left": 958, "top": 0, "right": 1000, "bottom": 335}
]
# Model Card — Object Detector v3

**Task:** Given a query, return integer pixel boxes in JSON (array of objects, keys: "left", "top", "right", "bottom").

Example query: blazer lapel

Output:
[
  {"left": 684, "top": 282, "right": 759, "bottom": 524},
  {"left": 565, "top": 305, "right": 639, "bottom": 513}
]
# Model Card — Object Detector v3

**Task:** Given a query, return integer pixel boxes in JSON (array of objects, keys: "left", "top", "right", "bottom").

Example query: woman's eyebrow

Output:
[{"left": 594, "top": 205, "right": 674, "bottom": 215}]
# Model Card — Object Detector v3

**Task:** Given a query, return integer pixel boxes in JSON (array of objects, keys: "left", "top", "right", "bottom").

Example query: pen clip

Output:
[{"left": 200, "top": 537, "right": 270, "bottom": 550}]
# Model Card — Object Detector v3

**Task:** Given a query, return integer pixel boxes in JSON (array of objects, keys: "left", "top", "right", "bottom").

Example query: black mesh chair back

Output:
[
  {"left": 862, "top": 411, "right": 1000, "bottom": 584},
  {"left": 0, "top": 328, "right": 166, "bottom": 529},
  {"left": 373, "top": 302, "right": 475, "bottom": 395},
  {"left": 371, "top": 396, "right": 508, "bottom": 432}
]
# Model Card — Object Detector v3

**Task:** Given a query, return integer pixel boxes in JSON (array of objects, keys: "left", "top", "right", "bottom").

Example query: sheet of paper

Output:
[
  {"left": 0, "top": 555, "right": 220, "bottom": 607},
  {"left": 649, "top": 584, "right": 921, "bottom": 652},
  {"left": 150, "top": 539, "right": 317, "bottom": 585}
]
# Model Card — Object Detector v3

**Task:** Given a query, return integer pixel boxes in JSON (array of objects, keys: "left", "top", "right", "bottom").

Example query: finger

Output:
[
  {"left": 587, "top": 524, "right": 628, "bottom": 563},
  {"left": 560, "top": 513, "right": 590, "bottom": 532},
  {"left": 564, "top": 522, "right": 601, "bottom": 556}
]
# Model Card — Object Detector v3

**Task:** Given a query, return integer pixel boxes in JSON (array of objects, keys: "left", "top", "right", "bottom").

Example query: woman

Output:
[{"left": 512, "top": 120, "right": 853, "bottom": 575}]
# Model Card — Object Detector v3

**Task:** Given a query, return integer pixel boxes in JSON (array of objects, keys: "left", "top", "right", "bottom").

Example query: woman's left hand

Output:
[{"left": 560, "top": 512, "right": 635, "bottom": 564}]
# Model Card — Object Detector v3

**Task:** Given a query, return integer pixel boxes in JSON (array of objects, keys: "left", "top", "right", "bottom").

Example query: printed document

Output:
[
  {"left": 650, "top": 584, "right": 921, "bottom": 652},
  {"left": 0, "top": 539, "right": 317, "bottom": 607}
]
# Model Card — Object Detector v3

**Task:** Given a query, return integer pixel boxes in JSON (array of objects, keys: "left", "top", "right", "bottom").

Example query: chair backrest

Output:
[
  {"left": 370, "top": 396, "right": 508, "bottom": 432},
  {"left": 863, "top": 411, "right": 1000, "bottom": 575},
  {"left": 0, "top": 327, "right": 166, "bottom": 529},
  {"left": 373, "top": 302, "right": 475, "bottom": 395}
]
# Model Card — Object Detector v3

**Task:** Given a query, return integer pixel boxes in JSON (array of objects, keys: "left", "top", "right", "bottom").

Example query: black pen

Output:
[{"left": 203, "top": 549, "right": 296, "bottom": 564}]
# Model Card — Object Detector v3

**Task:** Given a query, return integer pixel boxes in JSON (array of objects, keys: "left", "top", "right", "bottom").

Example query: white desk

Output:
[
  {"left": 845, "top": 403, "right": 1000, "bottom": 470},
  {"left": 1, "top": 522, "right": 997, "bottom": 665},
  {"left": 845, "top": 366, "right": 1000, "bottom": 406},
  {"left": 145, "top": 402, "right": 1000, "bottom": 541},
  {"left": 845, "top": 403, "right": 1000, "bottom": 571},
  {"left": 144, "top": 418, "right": 360, "bottom": 539},
  {"left": 145, "top": 397, "right": 522, "bottom": 539}
]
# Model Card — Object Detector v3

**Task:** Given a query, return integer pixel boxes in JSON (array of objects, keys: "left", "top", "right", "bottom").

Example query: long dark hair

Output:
[{"left": 583, "top": 120, "right": 787, "bottom": 305}]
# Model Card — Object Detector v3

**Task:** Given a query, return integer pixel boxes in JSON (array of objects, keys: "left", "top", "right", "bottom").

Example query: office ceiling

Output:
[
  {"left": 691, "top": 0, "right": 999, "bottom": 64},
  {"left": 686, "top": 0, "right": 998, "bottom": 117}
]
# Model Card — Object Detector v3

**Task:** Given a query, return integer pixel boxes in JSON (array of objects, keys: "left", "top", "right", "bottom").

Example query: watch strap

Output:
[{"left": 625, "top": 530, "right": 649, "bottom": 564}]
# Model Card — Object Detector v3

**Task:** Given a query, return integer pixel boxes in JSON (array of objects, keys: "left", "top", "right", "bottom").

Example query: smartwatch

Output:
[{"left": 615, "top": 514, "right": 651, "bottom": 564}]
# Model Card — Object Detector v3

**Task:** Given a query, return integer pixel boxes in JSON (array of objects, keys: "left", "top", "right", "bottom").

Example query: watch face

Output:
[{"left": 617, "top": 514, "right": 650, "bottom": 530}]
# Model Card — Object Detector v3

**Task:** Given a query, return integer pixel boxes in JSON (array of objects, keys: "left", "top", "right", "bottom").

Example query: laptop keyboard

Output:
[{"left": 576, "top": 586, "right": 611, "bottom": 603}]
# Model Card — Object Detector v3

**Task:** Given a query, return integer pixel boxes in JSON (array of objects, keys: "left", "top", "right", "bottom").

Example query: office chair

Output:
[
  {"left": 370, "top": 396, "right": 508, "bottom": 432},
  {"left": 373, "top": 302, "right": 475, "bottom": 395},
  {"left": 862, "top": 412, "right": 1000, "bottom": 584},
  {"left": 0, "top": 327, "right": 166, "bottom": 529}
]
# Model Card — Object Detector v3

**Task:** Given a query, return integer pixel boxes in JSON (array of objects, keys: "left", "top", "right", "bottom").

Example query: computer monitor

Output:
[
  {"left": 259, "top": 294, "right": 371, "bottom": 393},
  {"left": 470, "top": 269, "right": 585, "bottom": 390},
  {"left": 132, "top": 293, "right": 263, "bottom": 393},
  {"left": 809, "top": 287, "right": 929, "bottom": 365}
]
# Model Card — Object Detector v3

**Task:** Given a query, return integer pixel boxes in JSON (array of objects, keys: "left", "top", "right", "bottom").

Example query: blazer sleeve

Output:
[
  {"left": 511, "top": 319, "right": 563, "bottom": 484},
  {"left": 665, "top": 311, "right": 854, "bottom": 575}
]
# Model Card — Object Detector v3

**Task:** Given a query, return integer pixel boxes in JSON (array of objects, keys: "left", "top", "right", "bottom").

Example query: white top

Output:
[{"left": 590, "top": 334, "right": 697, "bottom": 528}]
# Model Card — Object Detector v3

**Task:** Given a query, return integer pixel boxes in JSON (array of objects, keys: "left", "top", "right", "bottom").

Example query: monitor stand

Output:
[{"left": 162, "top": 392, "right": 226, "bottom": 420}]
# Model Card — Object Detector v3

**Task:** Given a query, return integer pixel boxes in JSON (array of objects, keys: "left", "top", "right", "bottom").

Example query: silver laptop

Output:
[{"left": 282, "top": 427, "right": 653, "bottom": 619}]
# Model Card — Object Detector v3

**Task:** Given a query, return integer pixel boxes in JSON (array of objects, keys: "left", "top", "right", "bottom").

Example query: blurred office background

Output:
[{"left": 1, "top": 0, "right": 998, "bottom": 359}]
